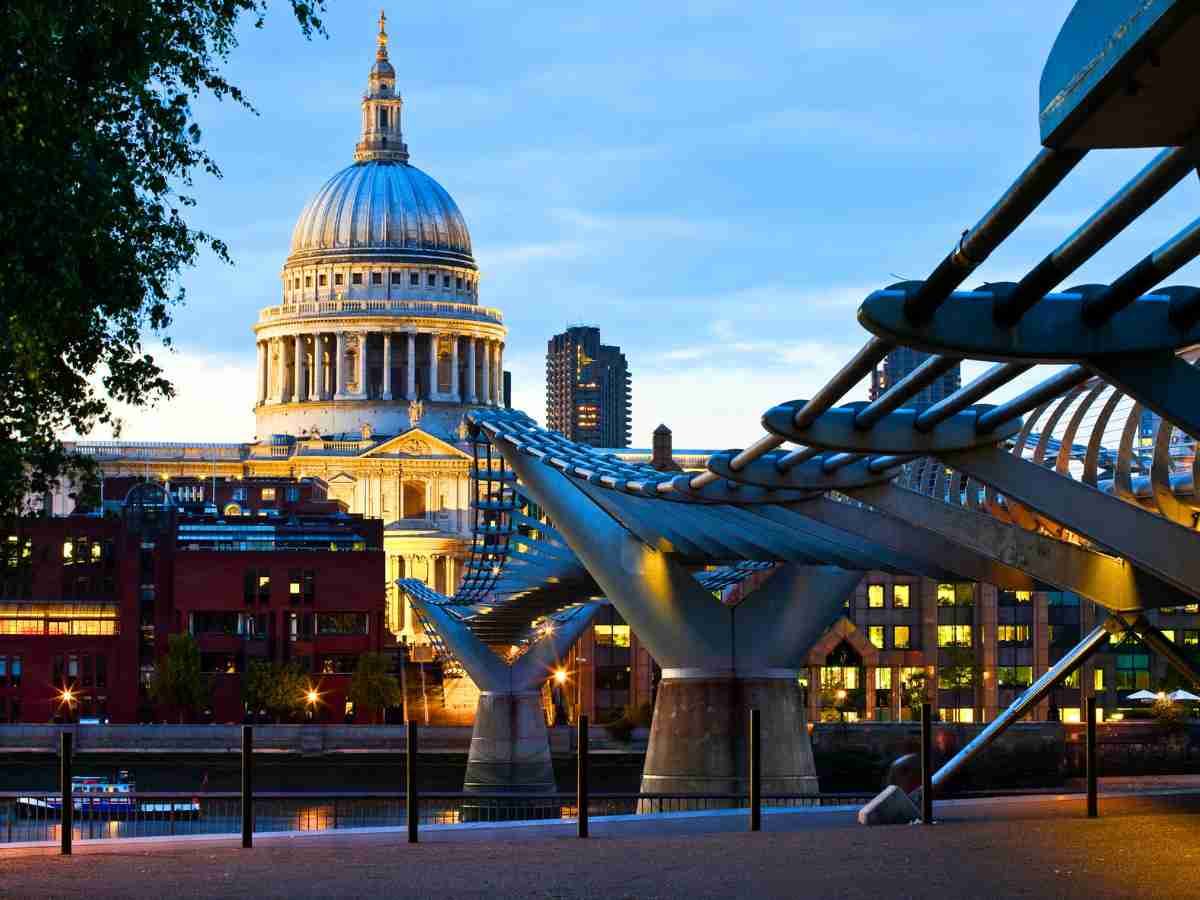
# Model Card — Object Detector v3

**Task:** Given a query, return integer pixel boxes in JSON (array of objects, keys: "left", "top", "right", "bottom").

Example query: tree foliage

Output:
[
  {"left": 148, "top": 633, "right": 209, "bottom": 722},
  {"left": 0, "top": 1, "right": 326, "bottom": 514},
  {"left": 347, "top": 652, "right": 401, "bottom": 723},
  {"left": 243, "top": 659, "right": 309, "bottom": 722}
]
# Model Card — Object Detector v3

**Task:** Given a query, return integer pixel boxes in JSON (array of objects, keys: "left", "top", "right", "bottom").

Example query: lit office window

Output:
[{"left": 868, "top": 585, "right": 885, "bottom": 608}]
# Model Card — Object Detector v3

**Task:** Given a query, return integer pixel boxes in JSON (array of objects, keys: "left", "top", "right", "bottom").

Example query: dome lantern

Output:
[{"left": 356, "top": 9, "right": 408, "bottom": 163}]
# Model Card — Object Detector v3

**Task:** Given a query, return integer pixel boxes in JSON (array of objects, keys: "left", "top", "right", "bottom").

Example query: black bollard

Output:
[
  {"left": 1086, "top": 697, "right": 1098, "bottom": 818},
  {"left": 407, "top": 721, "right": 418, "bottom": 843},
  {"left": 241, "top": 725, "right": 253, "bottom": 848},
  {"left": 921, "top": 703, "right": 933, "bottom": 825},
  {"left": 60, "top": 731, "right": 72, "bottom": 856},
  {"left": 749, "top": 708, "right": 761, "bottom": 832},
  {"left": 577, "top": 715, "right": 589, "bottom": 838}
]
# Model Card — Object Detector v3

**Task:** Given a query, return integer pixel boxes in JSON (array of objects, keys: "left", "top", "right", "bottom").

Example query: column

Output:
[
  {"left": 427, "top": 332, "right": 439, "bottom": 400},
  {"left": 294, "top": 334, "right": 307, "bottom": 403},
  {"left": 481, "top": 340, "right": 491, "bottom": 407},
  {"left": 255, "top": 341, "right": 265, "bottom": 404},
  {"left": 315, "top": 333, "right": 327, "bottom": 400},
  {"left": 450, "top": 334, "right": 460, "bottom": 400},
  {"left": 466, "top": 338, "right": 477, "bottom": 402},
  {"left": 334, "top": 331, "right": 347, "bottom": 400},
  {"left": 272, "top": 338, "right": 285, "bottom": 404},
  {"left": 357, "top": 331, "right": 368, "bottom": 398},
  {"left": 406, "top": 331, "right": 416, "bottom": 400},
  {"left": 381, "top": 332, "right": 393, "bottom": 400},
  {"left": 496, "top": 342, "right": 504, "bottom": 406}
]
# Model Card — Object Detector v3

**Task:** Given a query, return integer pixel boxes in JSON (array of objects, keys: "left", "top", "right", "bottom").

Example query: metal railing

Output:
[{"left": 0, "top": 790, "right": 873, "bottom": 846}]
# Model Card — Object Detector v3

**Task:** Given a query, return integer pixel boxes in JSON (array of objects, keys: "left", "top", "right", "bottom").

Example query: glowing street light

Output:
[
  {"left": 306, "top": 689, "right": 320, "bottom": 706},
  {"left": 553, "top": 668, "right": 568, "bottom": 685}
]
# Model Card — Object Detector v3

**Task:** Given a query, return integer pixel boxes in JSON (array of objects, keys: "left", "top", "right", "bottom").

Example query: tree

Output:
[
  {"left": 900, "top": 670, "right": 931, "bottom": 721},
  {"left": 347, "top": 653, "right": 402, "bottom": 725},
  {"left": 243, "top": 660, "right": 308, "bottom": 723},
  {"left": 149, "top": 633, "right": 209, "bottom": 723},
  {"left": 0, "top": 1, "right": 327, "bottom": 514}
]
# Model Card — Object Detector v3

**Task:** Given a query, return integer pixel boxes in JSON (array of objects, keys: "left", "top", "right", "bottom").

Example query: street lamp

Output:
[
  {"left": 304, "top": 686, "right": 321, "bottom": 722},
  {"left": 554, "top": 668, "right": 568, "bottom": 685}
]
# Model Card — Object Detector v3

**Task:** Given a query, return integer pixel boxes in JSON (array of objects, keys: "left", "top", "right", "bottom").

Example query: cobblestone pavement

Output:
[{"left": 1, "top": 794, "right": 1197, "bottom": 899}]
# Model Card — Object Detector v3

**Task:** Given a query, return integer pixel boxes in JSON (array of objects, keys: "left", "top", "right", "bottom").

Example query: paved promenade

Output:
[{"left": 2, "top": 793, "right": 1198, "bottom": 899}]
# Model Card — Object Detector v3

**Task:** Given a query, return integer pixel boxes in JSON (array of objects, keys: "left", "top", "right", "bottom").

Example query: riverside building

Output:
[{"left": 0, "top": 479, "right": 383, "bottom": 724}]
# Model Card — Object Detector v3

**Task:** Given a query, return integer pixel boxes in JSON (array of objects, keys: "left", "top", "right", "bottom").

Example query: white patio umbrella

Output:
[
  {"left": 1168, "top": 689, "right": 1200, "bottom": 702},
  {"left": 1126, "top": 689, "right": 1159, "bottom": 701}
]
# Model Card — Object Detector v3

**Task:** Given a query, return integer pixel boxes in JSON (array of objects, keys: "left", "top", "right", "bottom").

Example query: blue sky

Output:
[{"left": 101, "top": 0, "right": 1200, "bottom": 448}]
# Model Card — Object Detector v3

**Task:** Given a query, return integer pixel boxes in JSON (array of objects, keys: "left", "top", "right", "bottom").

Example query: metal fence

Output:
[{"left": 0, "top": 790, "right": 873, "bottom": 846}]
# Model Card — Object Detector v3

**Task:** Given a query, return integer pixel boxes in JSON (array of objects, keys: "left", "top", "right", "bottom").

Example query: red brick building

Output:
[{"left": 0, "top": 478, "right": 384, "bottom": 725}]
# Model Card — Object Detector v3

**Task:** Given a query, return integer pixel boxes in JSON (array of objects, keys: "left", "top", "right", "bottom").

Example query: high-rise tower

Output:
[
  {"left": 545, "top": 326, "right": 632, "bottom": 448},
  {"left": 869, "top": 348, "right": 961, "bottom": 405}
]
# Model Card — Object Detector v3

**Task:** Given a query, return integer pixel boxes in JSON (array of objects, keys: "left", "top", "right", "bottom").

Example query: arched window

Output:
[{"left": 223, "top": 503, "right": 241, "bottom": 517}]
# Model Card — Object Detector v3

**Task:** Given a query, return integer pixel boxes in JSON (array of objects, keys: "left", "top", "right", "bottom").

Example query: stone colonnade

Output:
[{"left": 255, "top": 329, "right": 504, "bottom": 406}]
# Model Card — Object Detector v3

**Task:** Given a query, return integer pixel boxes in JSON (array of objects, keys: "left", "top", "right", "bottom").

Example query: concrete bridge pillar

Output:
[
  {"left": 406, "top": 593, "right": 600, "bottom": 804},
  {"left": 499, "top": 441, "right": 863, "bottom": 804}
]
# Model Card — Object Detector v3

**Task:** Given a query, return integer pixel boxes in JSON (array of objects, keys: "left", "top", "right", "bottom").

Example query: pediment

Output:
[
  {"left": 326, "top": 471, "right": 358, "bottom": 484},
  {"left": 805, "top": 616, "right": 880, "bottom": 666},
  {"left": 363, "top": 428, "right": 469, "bottom": 460}
]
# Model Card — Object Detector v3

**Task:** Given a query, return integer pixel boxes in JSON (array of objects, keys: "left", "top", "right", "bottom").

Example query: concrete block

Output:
[{"left": 857, "top": 784, "right": 919, "bottom": 826}]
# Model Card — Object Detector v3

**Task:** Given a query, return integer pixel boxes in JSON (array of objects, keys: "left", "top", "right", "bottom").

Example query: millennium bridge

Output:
[{"left": 398, "top": 0, "right": 1200, "bottom": 819}]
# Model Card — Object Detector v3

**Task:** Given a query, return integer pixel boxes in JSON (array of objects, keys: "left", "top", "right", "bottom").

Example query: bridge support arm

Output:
[
  {"left": 930, "top": 617, "right": 1122, "bottom": 794},
  {"left": 1126, "top": 614, "right": 1200, "bottom": 689},
  {"left": 848, "top": 482, "right": 1193, "bottom": 612},
  {"left": 942, "top": 446, "right": 1200, "bottom": 601}
]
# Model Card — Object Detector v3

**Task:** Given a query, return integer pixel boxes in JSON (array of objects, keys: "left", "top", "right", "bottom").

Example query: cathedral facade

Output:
[{"left": 63, "top": 14, "right": 501, "bottom": 650}]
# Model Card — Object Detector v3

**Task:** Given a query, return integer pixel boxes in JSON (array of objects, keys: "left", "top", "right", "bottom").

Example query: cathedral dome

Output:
[{"left": 288, "top": 160, "right": 475, "bottom": 268}]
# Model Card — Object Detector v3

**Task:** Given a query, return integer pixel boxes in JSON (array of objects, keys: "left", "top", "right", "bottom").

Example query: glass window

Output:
[
  {"left": 868, "top": 625, "right": 885, "bottom": 649},
  {"left": 1063, "top": 669, "right": 1079, "bottom": 688},
  {"left": 304, "top": 276, "right": 312, "bottom": 288},
  {"left": 1094, "top": 667, "right": 1105, "bottom": 691},
  {"left": 594, "top": 624, "right": 630, "bottom": 648},
  {"left": 261, "top": 488, "right": 276, "bottom": 501},
  {"left": 868, "top": 585, "right": 885, "bottom": 608},
  {"left": 318, "top": 274, "right": 327, "bottom": 287},
  {"left": 1115, "top": 652, "right": 1151, "bottom": 690},
  {"left": 893, "top": 625, "right": 911, "bottom": 649},
  {"left": 286, "top": 486, "right": 300, "bottom": 502},
  {"left": 427, "top": 273, "right": 436, "bottom": 287},
  {"left": 0, "top": 656, "right": 5, "bottom": 687},
  {"left": 937, "top": 583, "right": 973, "bottom": 606},
  {"left": 997, "top": 624, "right": 1031, "bottom": 644},
  {"left": 443, "top": 275, "right": 451, "bottom": 288},
  {"left": 390, "top": 271, "right": 402, "bottom": 284},
  {"left": 1161, "top": 629, "right": 1176, "bottom": 643},
  {"left": 11, "top": 655, "right": 21, "bottom": 687},
  {"left": 938, "top": 665, "right": 974, "bottom": 689},
  {"left": 1184, "top": 630, "right": 1200, "bottom": 646},
  {"left": 999, "top": 590, "right": 1033, "bottom": 605},
  {"left": 352, "top": 272, "right": 363, "bottom": 285},
  {"left": 456, "top": 277, "right": 463, "bottom": 289},
  {"left": 937, "top": 624, "right": 972, "bottom": 647},
  {"left": 316, "top": 612, "right": 369, "bottom": 635},
  {"left": 875, "top": 667, "right": 892, "bottom": 690},
  {"left": 893, "top": 584, "right": 910, "bottom": 608},
  {"left": 409, "top": 272, "right": 419, "bottom": 286},
  {"left": 334, "top": 273, "right": 344, "bottom": 286},
  {"left": 945, "top": 707, "right": 974, "bottom": 723},
  {"left": 1186, "top": 604, "right": 1200, "bottom": 614},
  {"left": 820, "top": 666, "right": 859, "bottom": 690},
  {"left": 997, "top": 666, "right": 1033, "bottom": 689}
]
